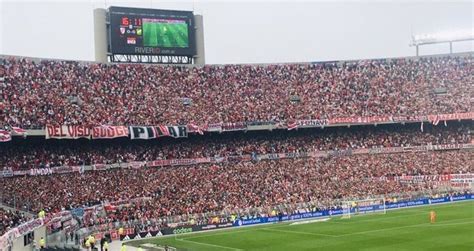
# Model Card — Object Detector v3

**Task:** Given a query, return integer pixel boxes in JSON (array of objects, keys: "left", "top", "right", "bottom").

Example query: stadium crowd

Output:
[
  {"left": 0, "top": 54, "right": 473, "bottom": 239},
  {"left": 1, "top": 55, "right": 472, "bottom": 129},
  {"left": 1, "top": 150, "right": 472, "bottom": 223},
  {"left": 0, "top": 208, "right": 30, "bottom": 236},
  {"left": 0, "top": 122, "right": 471, "bottom": 170}
]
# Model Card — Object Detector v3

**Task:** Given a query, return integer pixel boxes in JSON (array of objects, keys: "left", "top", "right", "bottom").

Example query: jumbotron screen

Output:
[{"left": 108, "top": 6, "right": 196, "bottom": 56}]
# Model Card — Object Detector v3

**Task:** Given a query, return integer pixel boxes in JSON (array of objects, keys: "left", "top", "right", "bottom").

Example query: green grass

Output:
[
  {"left": 143, "top": 21, "right": 188, "bottom": 48},
  {"left": 128, "top": 201, "right": 474, "bottom": 251}
]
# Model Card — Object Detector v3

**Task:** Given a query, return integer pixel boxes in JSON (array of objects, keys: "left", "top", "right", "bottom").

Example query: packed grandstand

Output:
[{"left": 0, "top": 53, "right": 473, "bottom": 249}]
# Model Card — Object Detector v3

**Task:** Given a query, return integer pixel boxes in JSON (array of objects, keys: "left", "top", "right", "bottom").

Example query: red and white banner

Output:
[
  {"left": 328, "top": 112, "right": 473, "bottom": 126},
  {"left": 125, "top": 161, "right": 147, "bottom": 169},
  {"left": 188, "top": 123, "right": 204, "bottom": 135},
  {"left": 92, "top": 126, "right": 129, "bottom": 139},
  {"left": 450, "top": 173, "right": 474, "bottom": 185},
  {"left": 0, "top": 130, "right": 11, "bottom": 142},
  {"left": 2, "top": 143, "right": 473, "bottom": 178},
  {"left": 287, "top": 121, "right": 298, "bottom": 130},
  {"left": 391, "top": 173, "right": 474, "bottom": 185},
  {"left": 148, "top": 158, "right": 211, "bottom": 167},
  {"left": 428, "top": 115, "right": 440, "bottom": 125},
  {"left": 93, "top": 164, "right": 108, "bottom": 171},
  {"left": 11, "top": 127, "right": 27, "bottom": 135},
  {"left": 29, "top": 168, "right": 53, "bottom": 176},
  {"left": 37, "top": 112, "right": 474, "bottom": 140},
  {"left": 46, "top": 125, "right": 92, "bottom": 139}
]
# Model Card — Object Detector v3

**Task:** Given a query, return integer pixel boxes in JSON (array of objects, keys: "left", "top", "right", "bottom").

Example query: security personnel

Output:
[
  {"left": 89, "top": 235, "right": 96, "bottom": 249},
  {"left": 120, "top": 243, "right": 126, "bottom": 251},
  {"left": 137, "top": 247, "right": 143, "bottom": 251},
  {"left": 85, "top": 238, "right": 91, "bottom": 251},
  {"left": 39, "top": 237, "right": 46, "bottom": 250},
  {"left": 103, "top": 240, "right": 109, "bottom": 251},
  {"left": 38, "top": 209, "right": 46, "bottom": 219}
]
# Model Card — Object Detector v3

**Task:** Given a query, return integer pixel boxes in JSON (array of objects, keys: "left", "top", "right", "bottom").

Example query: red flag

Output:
[
  {"left": 429, "top": 115, "right": 440, "bottom": 126},
  {"left": 287, "top": 121, "right": 298, "bottom": 131},
  {"left": 11, "top": 127, "right": 27, "bottom": 134},
  {"left": 188, "top": 123, "right": 204, "bottom": 135},
  {"left": 158, "top": 125, "right": 170, "bottom": 136},
  {"left": 0, "top": 130, "right": 12, "bottom": 142}
]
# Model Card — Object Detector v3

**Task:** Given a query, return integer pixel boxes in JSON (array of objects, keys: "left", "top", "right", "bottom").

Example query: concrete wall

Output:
[
  {"left": 194, "top": 15, "right": 206, "bottom": 65},
  {"left": 93, "top": 8, "right": 108, "bottom": 63},
  {"left": 0, "top": 205, "right": 33, "bottom": 218},
  {"left": 11, "top": 226, "right": 46, "bottom": 251}
]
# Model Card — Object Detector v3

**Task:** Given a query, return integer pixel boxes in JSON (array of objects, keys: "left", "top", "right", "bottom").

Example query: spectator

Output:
[{"left": 1, "top": 55, "right": 472, "bottom": 129}]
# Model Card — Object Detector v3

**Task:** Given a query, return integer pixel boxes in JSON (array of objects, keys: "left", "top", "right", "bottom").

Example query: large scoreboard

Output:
[{"left": 107, "top": 6, "right": 196, "bottom": 56}]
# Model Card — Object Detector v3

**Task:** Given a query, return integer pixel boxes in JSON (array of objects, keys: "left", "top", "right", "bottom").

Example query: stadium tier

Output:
[
  {"left": 0, "top": 122, "right": 471, "bottom": 170},
  {"left": 2, "top": 150, "right": 472, "bottom": 218},
  {"left": 0, "top": 54, "right": 472, "bottom": 129},
  {"left": 0, "top": 54, "right": 473, "bottom": 250}
]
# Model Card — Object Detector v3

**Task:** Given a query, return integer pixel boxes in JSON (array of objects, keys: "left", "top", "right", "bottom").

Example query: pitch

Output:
[
  {"left": 142, "top": 21, "right": 189, "bottom": 48},
  {"left": 128, "top": 201, "right": 474, "bottom": 251}
]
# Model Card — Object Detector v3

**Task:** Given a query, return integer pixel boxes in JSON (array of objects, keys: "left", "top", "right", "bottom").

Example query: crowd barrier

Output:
[
  {"left": 0, "top": 211, "right": 72, "bottom": 251},
  {"left": 231, "top": 194, "right": 473, "bottom": 227},
  {"left": 112, "top": 194, "right": 473, "bottom": 241},
  {"left": 2, "top": 193, "right": 471, "bottom": 251}
]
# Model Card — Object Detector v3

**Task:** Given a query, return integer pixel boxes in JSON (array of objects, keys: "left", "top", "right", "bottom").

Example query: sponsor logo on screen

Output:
[{"left": 127, "top": 37, "right": 136, "bottom": 45}]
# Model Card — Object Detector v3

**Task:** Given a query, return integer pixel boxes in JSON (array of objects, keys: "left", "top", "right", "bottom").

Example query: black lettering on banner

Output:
[
  {"left": 146, "top": 127, "right": 155, "bottom": 138},
  {"left": 177, "top": 126, "right": 187, "bottom": 138},
  {"left": 155, "top": 126, "right": 165, "bottom": 137},
  {"left": 131, "top": 127, "right": 145, "bottom": 139},
  {"left": 130, "top": 126, "right": 187, "bottom": 139},
  {"left": 168, "top": 127, "right": 178, "bottom": 138}
]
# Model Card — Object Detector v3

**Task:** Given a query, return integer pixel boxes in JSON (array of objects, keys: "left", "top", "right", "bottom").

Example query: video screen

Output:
[{"left": 108, "top": 6, "right": 196, "bottom": 56}]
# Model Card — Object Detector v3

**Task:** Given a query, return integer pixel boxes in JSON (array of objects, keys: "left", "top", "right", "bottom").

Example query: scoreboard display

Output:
[{"left": 107, "top": 6, "right": 196, "bottom": 56}]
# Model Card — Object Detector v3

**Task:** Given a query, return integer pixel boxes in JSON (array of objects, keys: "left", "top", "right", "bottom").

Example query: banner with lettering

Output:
[
  {"left": 205, "top": 122, "right": 248, "bottom": 132},
  {"left": 148, "top": 158, "right": 211, "bottom": 167},
  {"left": 295, "top": 119, "right": 329, "bottom": 128},
  {"left": 93, "top": 164, "right": 108, "bottom": 171},
  {"left": 328, "top": 112, "right": 473, "bottom": 126},
  {"left": 92, "top": 126, "right": 129, "bottom": 139},
  {"left": 1, "top": 143, "right": 472, "bottom": 178},
  {"left": 129, "top": 126, "right": 187, "bottom": 140},
  {"left": 46, "top": 125, "right": 92, "bottom": 139}
]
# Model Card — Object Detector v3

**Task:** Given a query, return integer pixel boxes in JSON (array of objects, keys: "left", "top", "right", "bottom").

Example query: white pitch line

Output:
[
  {"left": 329, "top": 211, "right": 429, "bottom": 225},
  {"left": 261, "top": 217, "right": 474, "bottom": 239},
  {"left": 336, "top": 217, "right": 474, "bottom": 237},
  {"left": 184, "top": 228, "right": 254, "bottom": 240},
  {"left": 418, "top": 221, "right": 474, "bottom": 227},
  {"left": 177, "top": 238, "right": 244, "bottom": 251},
  {"left": 329, "top": 201, "right": 473, "bottom": 225},
  {"left": 260, "top": 227, "right": 338, "bottom": 237}
]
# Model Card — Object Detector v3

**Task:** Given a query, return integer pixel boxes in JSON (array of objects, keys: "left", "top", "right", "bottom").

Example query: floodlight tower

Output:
[{"left": 410, "top": 29, "right": 474, "bottom": 56}]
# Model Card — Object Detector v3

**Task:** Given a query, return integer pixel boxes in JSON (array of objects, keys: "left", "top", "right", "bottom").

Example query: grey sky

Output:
[{"left": 0, "top": 0, "right": 472, "bottom": 64}]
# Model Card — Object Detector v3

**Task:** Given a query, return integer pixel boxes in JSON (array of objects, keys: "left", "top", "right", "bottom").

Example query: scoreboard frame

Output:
[{"left": 106, "top": 6, "right": 197, "bottom": 57}]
